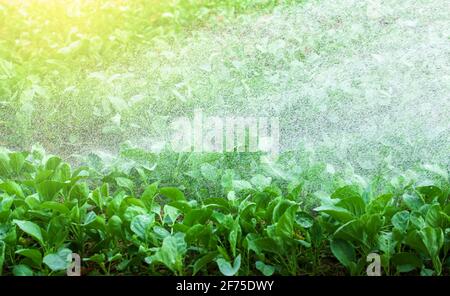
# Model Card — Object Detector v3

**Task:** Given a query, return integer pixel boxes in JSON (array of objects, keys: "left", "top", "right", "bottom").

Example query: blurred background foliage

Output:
[{"left": 0, "top": 0, "right": 302, "bottom": 154}]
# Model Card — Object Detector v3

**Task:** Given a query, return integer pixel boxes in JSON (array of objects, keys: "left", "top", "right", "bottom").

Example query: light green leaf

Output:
[
  {"left": 314, "top": 205, "right": 354, "bottom": 222},
  {"left": 43, "top": 248, "right": 72, "bottom": 271},
  {"left": 130, "top": 214, "right": 155, "bottom": 239},
  {"left": 159, "top": 187, "right": 185, "bottom": 201},
  {"left": 141, "top": 182, "right": 158, "bottom": 210},
  {"left": 232, "top": 180, "right": 252, "bottom": 192},
  {"left": 146, "top": 233, "right": 186, "bottom": 275},
  {"left": 425, "top": 204, "right": 442, "bottom": 228},
  {"left": 35, "top": 180, "right": 64, "bottom": 201},
  {"left": 255, "top": 261, "right": 275, "bottom": 276},
  {"left": 0, "top": 181, "right": 24, "bottom": 199},
  {"left": 217, "top": 254, "right": 241, "bottom": 276},
  {"left": 115, "top": 177, "right": 134, "bottom": 192},
  {"left": 40, "top": 201, "right": 70, "bottom": 214},
  {"left": 13, "top": 220, "right": 44, "bottom": 246},
  {"left": 392, "top": 210, "right": 410, "bottom": 232},
  {"left": 13, "top": 264, "right": 33, "bottom": 276}
]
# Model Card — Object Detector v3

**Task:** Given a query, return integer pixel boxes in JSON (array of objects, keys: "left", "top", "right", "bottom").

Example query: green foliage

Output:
[
  {"left": 0, "top": 148, "right": 448, "bottom": 275},
  {"left": 0, "top": 0, "right": 298, "bottom": 151}
]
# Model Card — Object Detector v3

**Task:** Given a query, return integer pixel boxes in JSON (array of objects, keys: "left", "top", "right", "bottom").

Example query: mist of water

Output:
[{"left": 23, "top": 0, "right": 450, "bottom": 172}]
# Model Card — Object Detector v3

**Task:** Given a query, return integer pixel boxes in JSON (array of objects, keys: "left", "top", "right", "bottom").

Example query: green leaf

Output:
[
  {"left": 276, "top": 205, "right": 298, "bottom": 238},
  {"left": 15, "top": 248, "right": 42, "bottom": 266},
  {"left": 203, "top": 198, "right": 231, "bottom": 212},
  {"left": 159, "top": 187, "right": 185, "bottom": 201},
  {"left": 314, "top": 205, "right": 354, "bottom": 222},
  {"left": 45, "top": 156, "right": 62, "bottom": 171},
  {"left": 420, "top": 268, "right": 435, "bottom": 276},
  {"left": 84, "top": 254, "right": 105, "bottom": 264},
  {"left": 130, "top": 214, "right": 155, "bottom": 240},
  {"left": 368, "top": 194, "right": 393, "bottom": 213},
  {"left": 13, "top": 220, "right": 44, "bottom": 246},
  {"left": 232, "top": 180, "right": 252, "bottom": 192},
  {"left": 68, "top": 182, "right": 90, "bottom": 201},
  {"left": 35, "top": 180, "right": 64, "bottom": 201},
  {"left": 403, "top": 194, "right": 424, "bottom": 211},
  {"left": 146, "top": 233, "right": 186, "bottom": 275},
  {"left": 115, "top": 177, "right": 134, "bottom": 193},
  {"left": 363, "top": 214, "right": 384, "bottom": 238},
  {"left": 0, "top": 196, "right": 13, "bottom": 218},
  {"left": 107, "top": 215, "right": 123, "bottom": 237},
  {"left": 141, "top": 182, "right": 158, "bottom": 210},
  {"left": 295, "top": 211, "right": 314, "bottom": 228},
  {"left": 419, "top": 227, "right": 444, "bottom": 274},
  {"left": 168, "top": 200, "right": 192, "bottom": 214},
  {"left": 392, "top": 210, "right": 410, "bottom": 232},
  {"left": 425, "top": 204, "right": 442, "bottom": 228},
  {"left": 419, "top": 227, "right": 444, "bottom": 259},
  {"left": 43, "top": 248, "right": 72, "bottom": 271},
  {"left": 336, "top": 195, "right": 366, "bottom": 217},
  {"left": 183, "top": 208, "right": 212, "bottom": 226},
  {"left": 409, "top": 211, "right": 426, "bottom": 229},
  {"left": 417, "top": 186, "right": 443, "bottom": 203},
  {"left": 12, "top": 264, "right": 33, "bottom": 276},
  {"left": 405, "top": 229, "right": 427, "bottom": 255},
  {"left": 330, "top": 239, "right": 355, "bottom": 268},
  {"left": 217, "top": 254, "right": 241, "bottom": 276},
  {"left": 83, "top": 212, "right": 97, "bottom": 226},
  {"left": 123, "top": 204, "right": 147, "bottom": 222},
  {"left": 193, "top": 252, "right": 218, "bottom": 275},
  {"left": 108, "top": 252, "right": 122, "bottom": 263},
  {"left": 229, "top": 220, "right": 241, "bottom": 257},
  {"left": 248, "top": 237, "right": 281, "bottom": 255},
  {"left": 391, "top": 252, "right": 422, "bottom": 273},
  {"left": 0, "top": 181, "right": 24, "bottom": 199},
  {"left": 333, "top": 219, "right": 364, "bottom": 243},
  {"left": 0, "top": 153, "right": 11, "bottom": 177},
  {"left": 163, "top": 205, "right": 181, "bottom": 225},
  {"left": 331, "top": 185, "right": 361, "bottom": 200},
  {"left": 255, "top": 261, "right": 275, "bottom": 276},
  {"left": 9, "top": 152, "right": 25, "bottom": 175},
  {"left": 40, "top": 201, "right": 69, "bottom": 214},
  {"left": 378, "top": 232, "right": 396, "bottom": 257}
]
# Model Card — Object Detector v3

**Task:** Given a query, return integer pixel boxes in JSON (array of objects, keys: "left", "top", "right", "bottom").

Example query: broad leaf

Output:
[
  {"left": 13, "top": 220, "right": 44, "bottom": 246},
  {"left": 43, "top": 248, "right": 72, "bottom": 272},
  {"left": 159, "top": 187, "right": 185, "bottom": 201},
  {"left": 255, "top": 261, "right": 275, "bottom": 276},
  {"left": 217, "top": 254, "right": 241, "bottom": 276},
  {"left": 330, "top": 239, "right": 355, "bottom": 268},
  {"left": 130, "top": 214, "right": 155, "bottom": 240},
  {"left": 15, "top": 248, "right": 42, "bottom": 266}
]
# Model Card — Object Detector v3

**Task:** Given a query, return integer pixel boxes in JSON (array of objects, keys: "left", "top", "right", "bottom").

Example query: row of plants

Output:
[{"left": 0, "top": 148, "right": 449, "bottom": 275}]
